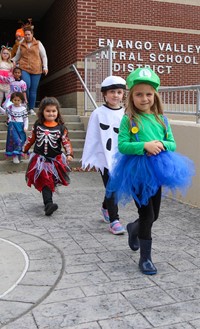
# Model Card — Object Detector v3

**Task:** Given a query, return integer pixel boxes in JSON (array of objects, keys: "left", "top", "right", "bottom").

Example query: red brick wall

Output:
[
  {"left": 97, "top": 0, "right": 200, "bottom": 29},
  {"left": 96, "top": 0, "right": 200, "bottom": 86},
  {"left": 39, "top": 0, "right": 78, "bottom": 98},
  {"left": 76, "top": 0, "right": 97, "bottom": 92},
  {"left": 40, "top": 0, "right": 98, "bottom": 98},
  {"left": 41, "top": 0, "right": 77, "bottom": 72},
  {"left": 40, "top": 0, "right": 200, "bottom": 100},
  {"left": 77, "top": 0, "right": 97, "bottom": 58}
]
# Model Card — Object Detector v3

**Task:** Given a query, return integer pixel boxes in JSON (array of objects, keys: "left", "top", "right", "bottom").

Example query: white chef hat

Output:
[{"left": 101, "top": 76, "right": 126, "bottom": 92}]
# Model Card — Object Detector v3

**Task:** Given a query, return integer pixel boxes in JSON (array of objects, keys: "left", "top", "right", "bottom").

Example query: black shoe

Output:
[
  {"left": 139, "top": 258, "right": 157, "bottom": 275},
  {"left": 45, "top": 203, "right": 58, "bottom": 216},
  {"left": 127, "top": 222, "right": 140, "bottom": 251},
  {"left": 139, "top": 239, "right": 157, "bottom": 275}
]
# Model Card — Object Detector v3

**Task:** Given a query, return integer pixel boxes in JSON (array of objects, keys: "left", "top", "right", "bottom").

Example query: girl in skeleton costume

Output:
[
  {"left": 23, "top": 97, "right": 73, "bottom": 216},
  {"left": 82, "top": 76, "right": 126, "bottom": 235}
]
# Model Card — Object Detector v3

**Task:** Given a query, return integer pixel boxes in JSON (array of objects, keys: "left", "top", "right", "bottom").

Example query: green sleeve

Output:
[
  {"left": 118, "top": 115, "right": 145, "bottom": 155},
  {"left": 162, "top": 121, "right": 176, "bottom": 151}
]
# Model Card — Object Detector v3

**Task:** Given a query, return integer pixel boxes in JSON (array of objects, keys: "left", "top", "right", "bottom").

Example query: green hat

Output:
[{"left": 126, "top": 68, "right": 160, "bottom": 91}]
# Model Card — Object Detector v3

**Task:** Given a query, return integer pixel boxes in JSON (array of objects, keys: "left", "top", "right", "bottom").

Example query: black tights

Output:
[
  {"left": 100, "top": 168, "right": 119, "bottom": 223},
  {"left": 42, "top": 186, "right": 53, "bottom": 205},
  {"left": 135, "top": 187, "right": 161, "bottom": 240}
]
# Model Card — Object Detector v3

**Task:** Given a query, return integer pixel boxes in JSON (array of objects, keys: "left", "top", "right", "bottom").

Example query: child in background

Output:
[
  {"left": 0, "top": 46, "right": 13, "bottom": 106},
  {"left": 0, "top": 92, "right": 28, "bottom": 164},
  {"left": 3, "top": 67, "right": 27, "bottom": 108},
  {"left": 82, "top": 76, "right": 126, "bottom": 235},
  {"left": 107, "top": 68, "right": 195, "bottom": 274},
  {"left": 23, "top": 97, "right": 73, "bottom": 216},
  {"left": 11, "top": 29, "right": 25, "bottom": 58}
]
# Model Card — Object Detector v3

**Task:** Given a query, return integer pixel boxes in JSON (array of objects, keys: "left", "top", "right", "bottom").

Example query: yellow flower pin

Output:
[{"left": 131, "top": 126, "right": 139, "bottom": 134}]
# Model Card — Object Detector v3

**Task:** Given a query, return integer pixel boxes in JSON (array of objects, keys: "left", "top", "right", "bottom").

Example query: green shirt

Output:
[{"left": 118, "top": 114, "right": 176, "bottom": 155}]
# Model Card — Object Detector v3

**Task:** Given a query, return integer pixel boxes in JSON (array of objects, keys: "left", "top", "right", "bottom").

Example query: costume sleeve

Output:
[
  {"left": 39, "top": 41, "right": 48, "bottom": 70},
  {"left": 23, "top": 110, "right": 29, "bottom": 130},
  {"left": 0, "top": 106, "right": 5, "bottom": 114},
  {"left": 21, "top": 80, "right": 27, "bottom": 92},
  {"left": 23, "top": 126, "right": 36, "bottom": 153},
  {"left": 61, "top": 128, "right": 74, "bottom": 157},
  {"left": 162, "top": 122, "right": 176, "bottom": 151},
  {"left": 0, "top": 75, "right": 7, "bottom": 83},
  {"left": 11, "top": 43, "right": 19, "bottom": 58},
  {"left": 81, "top": 110, "right": 102, "bottom": 169},
  {"left": 0, "top": 75, "right": 13, "bottom": 84},
  {"left": 11, "top": 47, "right": 21, "bottom": 62},
  {"left": 118, "top": 115, "right": 145, "bottom": 155},
  {"left": 8, "top": 75, "right": 15, "bottom": 83}
]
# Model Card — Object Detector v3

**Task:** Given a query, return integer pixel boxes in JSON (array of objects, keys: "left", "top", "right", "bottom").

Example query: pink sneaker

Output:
[
  {"left": 109, "top": 220, "right": 126, "bottom": 235},
  {"left": 101, "top": 207, "right": 110, "bottom": 223}
]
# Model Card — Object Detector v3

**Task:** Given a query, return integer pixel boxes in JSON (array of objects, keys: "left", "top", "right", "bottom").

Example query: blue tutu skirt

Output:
[{"left": 106, "top": 151, "right": 195, "bottom": 207}]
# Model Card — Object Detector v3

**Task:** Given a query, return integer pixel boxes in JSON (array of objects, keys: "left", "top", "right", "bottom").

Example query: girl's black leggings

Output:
[
  {"left": 42, "top": 186, "right": 53, "bottom": 205},
  {"left": 135, "top": 187, "right": 162, "bottom": 240},
  {"left": 100, "top": 168, "right": 119, "bottom": 223}
]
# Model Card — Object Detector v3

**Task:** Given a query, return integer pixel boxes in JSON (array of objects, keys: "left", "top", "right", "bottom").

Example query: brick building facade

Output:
[
  {"left": 2, "top": 0, "right": 200, "bottom": 114},
  {"left": 38, "top": 0, "right": 200, "bottom": 114}
]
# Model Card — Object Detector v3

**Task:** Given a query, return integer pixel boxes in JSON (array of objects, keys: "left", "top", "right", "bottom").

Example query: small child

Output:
[
  {"left": 3, "top": 67, "right": 27, "bottom": 108},
  {"left": 0, "top": 91, "right": 28, "bottom": 164},
  {"left": 11, "top": 29, "right": 24, "bottom": 58},
  {"left": 0, "top": 46, "right": 13, "bottom": 106},
  {"left": 23, "top": 97, "right": 74, "bottom": 216},
  {"left": 82, "top": 76, "right": 126, "bottom": 235},
  {"left": 106, "top": 68, "right": 195, "bottom": 274}
]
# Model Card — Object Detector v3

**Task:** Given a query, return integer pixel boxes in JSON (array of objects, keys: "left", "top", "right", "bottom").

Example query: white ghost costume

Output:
[
  {"left": 82, "top": 75, "right": 126, "bottom": 231},
  {"left": 82, "top": 104, "right": 124, "bottom": 173}
]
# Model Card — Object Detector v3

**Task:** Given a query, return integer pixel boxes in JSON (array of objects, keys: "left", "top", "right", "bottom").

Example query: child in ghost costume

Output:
[{"left": 82, "top": 76, "right": 126, "bottom": 235}]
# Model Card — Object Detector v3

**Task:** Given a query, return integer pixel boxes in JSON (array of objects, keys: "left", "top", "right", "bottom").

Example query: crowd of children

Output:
[
  {"left": 0, "top": 24, "right": 195, "bottom": 275},
  {"left": 0, "top": 19, "right": 47, "bottom": 163}
]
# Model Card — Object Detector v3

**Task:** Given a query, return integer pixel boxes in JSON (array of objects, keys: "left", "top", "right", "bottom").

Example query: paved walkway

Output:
[{"left": 0, "top": 171, "right": 200, "bottom": 329}]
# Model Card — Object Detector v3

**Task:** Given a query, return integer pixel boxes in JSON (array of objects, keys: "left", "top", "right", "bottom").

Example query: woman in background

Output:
[{"left": 12, "top": 23, "right": 48, "bottom": 115}]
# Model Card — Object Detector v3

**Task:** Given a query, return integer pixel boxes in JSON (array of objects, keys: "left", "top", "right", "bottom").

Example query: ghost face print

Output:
[{"left": 100, "top": 122, "right": 119, "bottom": 151}]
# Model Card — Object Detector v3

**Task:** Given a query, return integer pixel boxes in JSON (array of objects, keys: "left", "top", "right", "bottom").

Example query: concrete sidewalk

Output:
[{"left": 0, "top": 171, "right": 200, "bottom": 329}]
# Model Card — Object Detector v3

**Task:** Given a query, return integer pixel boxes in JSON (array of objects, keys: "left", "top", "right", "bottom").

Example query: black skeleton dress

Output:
[{"left": 23, "top": 122, "right": 73, "bottom": 192}]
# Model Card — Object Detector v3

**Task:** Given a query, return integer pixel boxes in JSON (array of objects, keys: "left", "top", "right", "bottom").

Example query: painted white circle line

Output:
[{"left": 0, "top": 238, "right": 29, "bottom": 298}]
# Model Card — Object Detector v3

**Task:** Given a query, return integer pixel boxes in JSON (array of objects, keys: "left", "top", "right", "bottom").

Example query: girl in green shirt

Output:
[{"left": 106, "top": 68, "right": 195, "bottom": 275}]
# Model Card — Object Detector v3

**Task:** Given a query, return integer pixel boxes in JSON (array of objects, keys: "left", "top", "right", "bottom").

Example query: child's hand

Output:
[
  {"left": 144, "top": 140, "right": 164, "bottom": 155},
  {"left": 67, "top": 155, "right": 73, "bottom": 162},
  {"left": 24, "top": 128, "right": 27, "bottom": 132},
  {"left": 155, "top": 141, "right": 165, "bottom": 150},
  {"left": 23, "top": 153, "right": 28, "bottom": 160}
]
